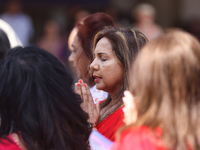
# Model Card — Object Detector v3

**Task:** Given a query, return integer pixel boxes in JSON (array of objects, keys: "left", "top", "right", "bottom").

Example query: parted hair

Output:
[
  {"left": 0, "top": 46, "right": 89, "bottom": 150},
  {"left": 93, "top": 27, "right": 148, "bottom": 122},
  {"left": 128, "top": 29, "right": 200, "bottom": 150}
]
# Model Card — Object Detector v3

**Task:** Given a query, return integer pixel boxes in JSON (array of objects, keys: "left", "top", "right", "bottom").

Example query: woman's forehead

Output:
[{"left": 94, "top": 37, "right": 113, "bottom": 54}]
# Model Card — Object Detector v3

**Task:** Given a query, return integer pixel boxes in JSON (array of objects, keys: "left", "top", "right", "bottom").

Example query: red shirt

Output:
[
  {"left": 0, "top": 134, "right": 22, "bottom": 150},
  {"left": 111, "top": 126, "right": 166, "bottom": 150},
  {"left": 96, "top": 107, "right": 124, "bottom": 141}
]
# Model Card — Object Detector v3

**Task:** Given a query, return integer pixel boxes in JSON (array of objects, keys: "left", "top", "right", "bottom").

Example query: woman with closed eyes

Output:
[
  {"left": 68, "top": 12, "right": 115, "bottom": 104},
  {"left": 75, "top": 27, "right": 148, "bottom": 141}
]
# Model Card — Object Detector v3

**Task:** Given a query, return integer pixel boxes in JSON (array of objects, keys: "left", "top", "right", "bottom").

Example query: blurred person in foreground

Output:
[
  {"left": 1, "top": 0, "right": 34, "bottom": 46},
  {"left": 132, "top": 3, "right": 162, "bottom": 41},
  {"left": 0, "top": 46, "right": 89, "bottom": 150},
  {"left": 68, "top": 13, "right": 115, "bottom": 104},
  {"left": 112, "top": 29, "right": 200, "bottom": 150},
  {"left": 76, "top": 27, "right": 148, "bottom": 141}
]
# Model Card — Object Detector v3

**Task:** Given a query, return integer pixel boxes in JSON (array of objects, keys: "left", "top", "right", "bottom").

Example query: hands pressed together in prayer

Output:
[
  {"left": 75, "top": 79, "right": 138, "bottom": 126},
  {"left": 75, "top": 79, "right": 100, "bottom": 125}
]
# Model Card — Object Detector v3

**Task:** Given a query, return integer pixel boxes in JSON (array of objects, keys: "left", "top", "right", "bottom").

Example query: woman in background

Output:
[
  {"left": 37, "top": 19, "right": 68, "bottom": 67},
  {"left": 76, "top": 27, "right": 148, "bottom": 141},
  {"left": 68, "top": 12, "right": 115, "bottom": 104},
  {"left": 0, "top": 46, "right": 89, "bottom": 150},
  {"left": 132, "top": 3, "right": 162, "bottom": 41},
  {"left": 112, "top": 29, "right": 200, "bottom": 150}
]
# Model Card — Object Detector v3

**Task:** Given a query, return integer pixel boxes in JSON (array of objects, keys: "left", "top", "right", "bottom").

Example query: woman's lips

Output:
[
  {"left": 94, "top": 78, "right": 101, "bottom": 83},
  {"left": 93, "top": 75, "right": 102, "bottom": 83},
  {"left": 73, "top": 66, "right": 77, "bottom": 72}
]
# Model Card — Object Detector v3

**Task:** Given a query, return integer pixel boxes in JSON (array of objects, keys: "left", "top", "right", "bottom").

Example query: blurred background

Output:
[
  {"left": 0, "top": 0, "right": 200, "bottom": 75},
  {"left": 0, "top": 0, "right": 200, "bottom": 43},
  {"left": 0, "top": 1, "right": 199, "bottom": 147}
]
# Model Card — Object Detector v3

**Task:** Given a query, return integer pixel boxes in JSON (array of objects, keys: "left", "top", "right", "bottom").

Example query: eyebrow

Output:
[{"left": 94, "top": 52, "right": 107, "bottom": 57}]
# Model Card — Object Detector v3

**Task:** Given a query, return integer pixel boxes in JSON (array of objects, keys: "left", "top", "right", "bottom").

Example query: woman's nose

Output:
[
  {"left": 90, "top": 59, "right": 99, "bottom": 71},
  {"left": 68, "top": 53, "right": 74, "bottom": 62}
]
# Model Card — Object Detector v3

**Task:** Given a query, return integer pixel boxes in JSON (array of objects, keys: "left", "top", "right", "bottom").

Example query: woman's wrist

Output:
[{"left": 88, "top": 122, "right": 98, "bottom": 130}]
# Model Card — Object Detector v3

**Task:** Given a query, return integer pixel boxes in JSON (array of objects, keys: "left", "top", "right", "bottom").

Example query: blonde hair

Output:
[{"left": 128, "top": 29, "right": 200, "bottom": 149}]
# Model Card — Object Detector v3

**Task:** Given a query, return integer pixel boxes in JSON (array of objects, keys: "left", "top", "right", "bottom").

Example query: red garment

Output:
[
  {"left": 111, "top": 126, "right": 166, "bottom": 150},
  {"left": 96, "top": 107, "right": 124, "bottom": 141},
  {"left": 0, "top": 134, "right": 22, "bottom": 150}
]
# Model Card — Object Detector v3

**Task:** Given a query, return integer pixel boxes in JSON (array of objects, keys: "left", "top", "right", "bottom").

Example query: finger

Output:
[
  {"left": 122, "top": 107, "right": 127, "bottom": 124},
  {"left": 123, "top": 107, "right": 133, "bottom": 125},
  {"left": 123, "top": 107, "right": 129, "bottom": 125},
  {"left": 85, "top": 83, "right": 94, "bottom": 104},
  {"left": 84, "top": 83, "right": 99, "bottom": 124},
  {"left": 96, "top": 101, "right": 100, "bottom": 114},
  {"left": 78, "top": 79, "right": 84, "bottom": 86},
  {"left": 75, "top": 83, "right": 82, "bottom": 99},
  {"left": 80, "top": 82, "right": 89, "bottom": 103},
  {"left": 123, "top": 91, "right": 138, "bottom": 124},
  {"left": 78, "top": 79, "right": 84, "bottom": 96},
  {"left": 123, "top": 91, "right": 135, "bottom": 108},
  {"left": 124, "top": 91, "right": 134, "bottom": 101}
]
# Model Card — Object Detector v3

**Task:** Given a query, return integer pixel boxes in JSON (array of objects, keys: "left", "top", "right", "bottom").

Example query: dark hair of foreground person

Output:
[{"left": 0, "top": 46, "right": 90, "bottom": 150}]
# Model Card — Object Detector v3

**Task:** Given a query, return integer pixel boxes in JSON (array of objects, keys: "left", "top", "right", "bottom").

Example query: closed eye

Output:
[
  {"left": 72, "top": 45, "right": 77, "bottom": 53},
  {"left": 97, "top": 53, "right": 108, "bottom": 62},
  {"left": 101, "top": 57, "right": 107, "bottom": 61}
]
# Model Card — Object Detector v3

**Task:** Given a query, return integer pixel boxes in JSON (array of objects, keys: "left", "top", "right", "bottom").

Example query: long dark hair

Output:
[{"left": 0, "top": 46, "right": 89, "bottom": 150}]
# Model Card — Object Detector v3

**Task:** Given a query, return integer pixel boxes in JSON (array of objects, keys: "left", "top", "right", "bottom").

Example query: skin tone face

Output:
[
  {"left": 137, "top": 11, "right": 154, "bottom": 24},
  {"left": 68, "top": 27, "right": 77, "bottom": 51},
  {"left": 90, "top": 37, "right": 124, "bottom": 97},
  {"left": 68, "top": 34, "right": 90, "bottom": 80}
]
